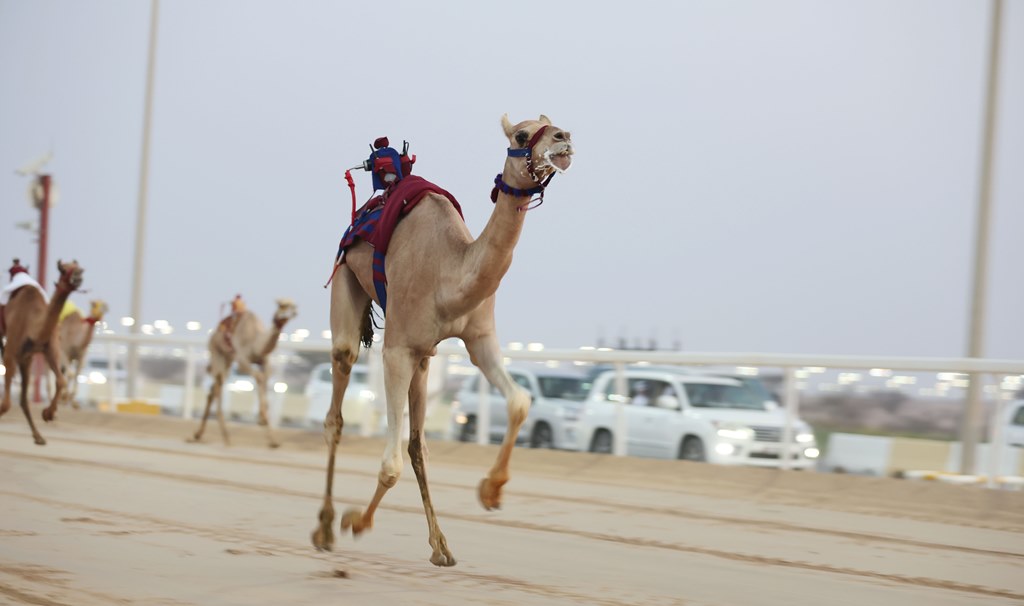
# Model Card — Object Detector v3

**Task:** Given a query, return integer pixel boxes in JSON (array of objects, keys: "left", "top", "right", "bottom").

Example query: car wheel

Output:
[
  {"left": 679, "top": 436, "right": 706, "bottom": 462},
  {"left": 530, "top": 423, "right": 554, "bottom": 449},
  {"left": 589, "top": 429, "right": 613, "bottom": 454},
  {"left": 458, "top": 416, "right": 477, "bottom": 443}
]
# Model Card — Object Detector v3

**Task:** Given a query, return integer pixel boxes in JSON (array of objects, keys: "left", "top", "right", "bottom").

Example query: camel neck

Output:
[
  {"left": 258, "top": 323, "right": 284, "bottom": 359},
  {"left": 39, "top": 283, "right": 74, "bottom": 344},
  {"left": 456, "top": 174, "right": 530, "bottom": 306}
]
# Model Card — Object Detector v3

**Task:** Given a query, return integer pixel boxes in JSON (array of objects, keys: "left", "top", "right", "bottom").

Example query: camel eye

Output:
[
  {"left": 553, "top": 131, "right": 565, "bottom": 141},
  {"left": 514, "top": 130, "right": 529, "bottom": 146}
]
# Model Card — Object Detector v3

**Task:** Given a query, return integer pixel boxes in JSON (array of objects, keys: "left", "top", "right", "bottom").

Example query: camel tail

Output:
[{"left": 360, "top": 300, "right": 374, "bottom": 349}]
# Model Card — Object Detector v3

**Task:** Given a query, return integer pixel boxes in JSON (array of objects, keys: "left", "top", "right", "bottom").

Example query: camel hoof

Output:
[
  {"left": 340, "top": 508, "right": 371, "bottom": 537},
  {"left": 268, "top": 442, "right": 280, "bottom": 450},
  {"left": 41, "top": 409, "right": 55, "bottom": 423},
  {"left": 311, "top": 505, "right": 335, "bottom": 551},
  {"left": 429, "top": 536, "right": 456, "bottom": 567},
  {"left": 34, "top": 436, "right": 47, "bottom": 446},
  {"left": 311, "top": 525, "right": 334, "bottom": 551},
  {"left": 478, "top": 478, "right": 503, "bottom": 511},
  {"left": 430, "top": 551, "right": 457, "bottom": 567},
  {"left": 186, "top": 434, "right": 201, "bottom": 443}
]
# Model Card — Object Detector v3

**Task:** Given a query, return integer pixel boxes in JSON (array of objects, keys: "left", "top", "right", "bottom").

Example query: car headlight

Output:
[
  {"left": 795, "top": 432, "right": 815, "bottom": 443},
  {"left": 359, "top": 389, "right": 375, "bottom": 401},
  {"left": 715, "top": 424, "right": 754, "bottom": 440},
  {"left": 454, "top": 414, "right": 468, "bottom": 425},
  {"left": 88, "top": 371, "right": 107, "bottom": 385}
]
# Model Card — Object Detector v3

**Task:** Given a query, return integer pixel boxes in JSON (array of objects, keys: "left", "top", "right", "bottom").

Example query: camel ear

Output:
[
  {"left": 501, "top": 114, "right": 515, "bottom": 138},
  {"left": 538, "top": 114, "right": 552, "bottom": 126}
]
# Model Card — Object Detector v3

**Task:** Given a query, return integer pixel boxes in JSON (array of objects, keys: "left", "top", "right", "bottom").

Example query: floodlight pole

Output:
[
  {"left": 126, "top": 0, "right": 160, "bottom": 399},
  {"left": 960, "top": 0, "right": 1003, "bottom": 475},
  {"left": 31, "top": 174, "right": 52, "bottom": 403}
]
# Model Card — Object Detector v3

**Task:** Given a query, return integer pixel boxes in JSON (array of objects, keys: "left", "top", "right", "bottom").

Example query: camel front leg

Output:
[
  {"left": 253, "top": 368, "right": 279, "bottom": 449},
  {"left": 465, "top": 333, "right": 531, "bottom": 511},
  {"left": 41, "top": 347, "right": 66, "bottom": 423},
  {"left": 407, "top": 356, "right": 455, "bottom": 566},
  {"left": 190, "top": 373, "right": 222, "bottom": 443},
  {"left": 17, "top": 362, "right": 46, "bottom": 445},
  {"left": 214, "top": 377, "right": 230, "bottom": 446},
  {"left": 339, "top": 346, "right": 415, "bottom": 542}
]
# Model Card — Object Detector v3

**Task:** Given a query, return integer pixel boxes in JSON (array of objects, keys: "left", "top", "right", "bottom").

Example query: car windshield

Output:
[
  {"left": 538, "top": 377, "right": 591, "bottom": 401},
  {"left": 683, "top": 383, "right": 766, "bottom": 410}
]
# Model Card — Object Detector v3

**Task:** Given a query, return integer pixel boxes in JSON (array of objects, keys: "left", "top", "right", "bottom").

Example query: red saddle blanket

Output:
[{"left": 337, "top": 175, "right": 464, "bottom": 260}]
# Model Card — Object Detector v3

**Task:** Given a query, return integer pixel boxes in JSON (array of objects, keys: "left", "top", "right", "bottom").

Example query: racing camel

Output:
[
  {"left": 1, "top": 259, "right": 84, "bottom": 445},
  {"left": 189, "top": 297, "right": 297, "bottom": 448},
  {"left": 57, "top": 299, "right": 108, "bottom": 408},
  {"left": 311, "top": 115, "right": 573, "bottom": 566}
]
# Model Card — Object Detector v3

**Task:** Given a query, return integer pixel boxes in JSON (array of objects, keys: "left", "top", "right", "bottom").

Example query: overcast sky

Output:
[{"left": 1, "top": 0, "right": 1021, "bottom": 359}]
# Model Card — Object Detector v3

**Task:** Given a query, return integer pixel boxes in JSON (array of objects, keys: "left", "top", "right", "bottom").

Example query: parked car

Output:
[
  {"left": 304, "top": 363, "right": 376, "bottom": 431},
  {"left": 450, "top": 365, "right": 593, "bottom": 450},
  {"left": 577, "top": 368, "right": 819, "bottom": 469}
]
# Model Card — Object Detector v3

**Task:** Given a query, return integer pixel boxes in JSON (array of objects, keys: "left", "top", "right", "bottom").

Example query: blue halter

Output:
[{"left": 490, "top": 125, "right": 555, "bottom": 206}]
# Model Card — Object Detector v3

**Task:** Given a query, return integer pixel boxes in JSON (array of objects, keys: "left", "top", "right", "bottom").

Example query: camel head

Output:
[
  {"left": 272, "top": 298, "right": 298, "bottom": 328},
  {"left": 89, "top": 300, "right": 109, "bottom": 321},
  {"left": 55, "top": 259, "right": 84, "bottom": 292},
  {"left": 501, "top": 114, "right": 574, "bottom": 180}
]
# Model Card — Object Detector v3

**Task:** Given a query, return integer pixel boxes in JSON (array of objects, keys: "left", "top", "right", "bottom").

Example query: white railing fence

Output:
[{"left": 77, "top": 333, "right": 1024, "bottom": 482}]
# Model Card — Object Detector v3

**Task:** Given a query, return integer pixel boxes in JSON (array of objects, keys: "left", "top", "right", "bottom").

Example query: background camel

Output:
[
  {"left": 57, "top": 299, "right": 108, "bottom": 408},
  {"left": 311, "top": 114, "right": 573, "bottom": 566},
  {"left": 0, "top": 259, "right": 85, "bottom": 445},
  {"left": 190, "top": 297, "right": 297, "bottom": 448}
]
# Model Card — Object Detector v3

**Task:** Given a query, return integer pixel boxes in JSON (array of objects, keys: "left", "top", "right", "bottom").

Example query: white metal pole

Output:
[
  {"left": 182, "top": 345, "right": 196, "bottom": 418},
  {"left": 106, "top": 340, "right": 116, "bottom": 411},
  {"left": 986, "top": 376, "right": 1008, "bottom": 489},
  {"left": 961, "top": 0, "right": 1004, "bottom": 475},
  {"left": 127, "top": 0, "right": 160, "bottom": 399},
  {"left": 613, "top": 362, "right": 628, "bottom": 456},
  {"left": 476, "top": 372, "right": 490, "bottom": 446},
  {"left": 780, "top": 367, "right": 798, "bottom": 471}
]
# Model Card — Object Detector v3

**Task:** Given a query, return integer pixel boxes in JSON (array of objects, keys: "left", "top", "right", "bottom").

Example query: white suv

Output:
[
  {"left": 450, "top": 366, "right": 592, "bottom": 450},
  {"left": 304, "top": 363, "right": 376, "bottom": 431},
  {"left": 577, "top": 368, "right": 819, "bottom": 469}
]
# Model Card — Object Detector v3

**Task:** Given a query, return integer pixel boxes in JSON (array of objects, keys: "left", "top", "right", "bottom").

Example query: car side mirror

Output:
[{"left": 655, "top": 395, "right": 681, "bottom": 410}]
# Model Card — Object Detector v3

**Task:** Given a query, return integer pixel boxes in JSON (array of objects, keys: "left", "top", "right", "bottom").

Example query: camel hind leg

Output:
[
  {"left": 1, "top": 353, "right": 13, "bottom": 418},
  {"left": 312, "top": 265, "right": 372, "bottom": 551},
  {"left": 464, "top": 332, "right": 531, "bottom": 511},
  {"left": 17, "top": 360, "right": 46, "bottom": 445},
  {"left": 338, "top": 345, "right": 415, "bottom": 541},
  {"left": 407, "top": 355, "right": 455, "bottom": 566}
]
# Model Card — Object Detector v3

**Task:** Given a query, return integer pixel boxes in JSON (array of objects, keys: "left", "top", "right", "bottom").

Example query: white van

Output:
[{"left": 577, "top": 368, "right": 819, "bottom": 469}]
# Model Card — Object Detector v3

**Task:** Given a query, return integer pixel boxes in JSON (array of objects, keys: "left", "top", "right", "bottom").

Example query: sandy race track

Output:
[{"left": 1, "top": 409, "right": 1022, "bottom": 606}]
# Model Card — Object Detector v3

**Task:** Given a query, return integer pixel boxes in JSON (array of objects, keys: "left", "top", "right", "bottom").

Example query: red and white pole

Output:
[{"left": 32, "top": 174, "right": 51, "bottom": 404}]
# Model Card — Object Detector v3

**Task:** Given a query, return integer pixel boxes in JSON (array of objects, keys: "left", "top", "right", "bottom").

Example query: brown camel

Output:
[
  {"left": 311, "top": 114, "right": 574, "bottom": 566},
  {"left": 189, "top": 297, "right": 298, "bottom": 448},
  {"left": 1, "top": 259, "right": 85, "bottom": 445},
  {"left": 57, "top": 299, "right": 108, "bottom": 408}
]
